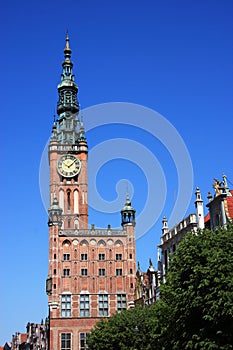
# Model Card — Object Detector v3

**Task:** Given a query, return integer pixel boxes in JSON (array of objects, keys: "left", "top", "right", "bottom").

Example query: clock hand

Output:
[
  {"left": 63, "top": 161, "right": 70, "bottom": 168},
  {"left": 67, "top": 159, "right": 76, "bottom": 168}
]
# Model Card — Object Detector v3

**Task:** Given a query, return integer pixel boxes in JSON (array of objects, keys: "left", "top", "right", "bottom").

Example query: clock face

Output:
[{"left": 57, "top": 154, "right": 81, "bottom": 177}]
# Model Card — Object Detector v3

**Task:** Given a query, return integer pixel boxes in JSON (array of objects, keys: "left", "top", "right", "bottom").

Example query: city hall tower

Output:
[{"left": 46, "top": 34, "right": 136, "bottom": 350}]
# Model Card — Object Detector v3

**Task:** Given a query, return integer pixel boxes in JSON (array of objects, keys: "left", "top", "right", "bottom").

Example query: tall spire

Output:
[
  {"left": 54, "top": 33, "right": 83, "bottom": 145},
  {"left": 57, "top": 32, "right": 79, "bottom": 117}
]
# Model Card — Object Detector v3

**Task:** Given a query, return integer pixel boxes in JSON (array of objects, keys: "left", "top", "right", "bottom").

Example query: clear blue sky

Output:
[{"left": 1, "top": 0, "right": 233, "bottom": 345}]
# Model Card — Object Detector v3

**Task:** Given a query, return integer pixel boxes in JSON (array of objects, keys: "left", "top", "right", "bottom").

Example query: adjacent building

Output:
[
  {"left": 135, "top": 259, "right": 159, "bottom": 306},
  {"left": 205, "top": 175, "right": 233, "bottom": 229},
  {"left": 6, "top": 321, "right": 48, "bottom": 350},
  {"left": 135, "top": 175, "right": 233, "bottom": 297},
  {"left": 158, "top": 175, "right": 233, "bottom": 282}
]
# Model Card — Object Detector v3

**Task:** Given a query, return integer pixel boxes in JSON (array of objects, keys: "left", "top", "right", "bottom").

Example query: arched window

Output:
[
  {"left": 98, "top": 240, "right": 106, "bottom": 247},
  {"left": 59, "top": 190, "right": 64, "bottom": 211},
  {"left": 67, "top": 191, "right": 71, "bottom": 211},
  {"left": 74, "top": 190, "right": 79, "bottom": 214}
]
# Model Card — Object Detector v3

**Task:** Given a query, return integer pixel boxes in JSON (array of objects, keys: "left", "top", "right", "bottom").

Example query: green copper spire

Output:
[
  {"left": 57, "top": 32, "right": 79, "bottom": 116},
  {"left": 54, "top": 33, "right": 86, "bottom": 145}
]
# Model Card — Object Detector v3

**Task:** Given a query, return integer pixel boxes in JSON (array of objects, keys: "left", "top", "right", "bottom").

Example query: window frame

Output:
[
  {"left": 80, "top": 333, "right": 88, "bottom": 350},
  {"left": 99, "top": 294, "right": 108, "bottom": 317},
  {"left": 116, "top": 253, "right": 122, "bottom": 261},
  {"left": 81, "top": 268, "right": 88, "bottom": 276},
  {"left": 81, "top": 253, "right": 88, "bottom": 261},
  {"left": 99, "top": 268, "right": 105, "bottom": 276},
  {"left": 63, "top": 253, "right": 70, "bottom": 261},
  {"left": 61, "top": 295, "right": 71, "bottom": 317},
  {"left": 80, "top": 294, "right": 90, "bottom": 317},
  {"left": 63, "top": 268, "right": 70, "bottom": 277},
  {"left": 61, "top": 333, "right": 71, "bottom": 350},
  {"left": 98, "top": 253, "right": 105, "bottom": 261},
  {"left": 116, "top": 268, "right": 122, "bottom": 276},
  {"left": 117, "top": 294, "right": 127, "bottom": 313}
]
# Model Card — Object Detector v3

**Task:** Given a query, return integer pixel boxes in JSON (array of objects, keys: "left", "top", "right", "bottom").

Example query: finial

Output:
[
  {"left": 222, "top": 173, "right": 231, "bottom": 196},
  {"left": 65, "top": 30, "right": 70, "bottom": 48},
  {"left": 162, "top": 216, "right": 168, "bottom": 234},
  {"left": 195, "top": 187, "right": 203, "bottom": 202},
  {"left": 64, "top": 31, "right": 71, "bottom": 59},
  {"left": 207, "top": 191, "right": 213, "bottom": 202}
]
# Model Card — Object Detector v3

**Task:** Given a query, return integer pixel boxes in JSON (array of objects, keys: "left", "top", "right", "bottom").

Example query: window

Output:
[
  {"left": 67, "top": 191, "right": 71, "bottom": 210},
  {"left": 80, "top": 333, "right": 88, "bottom": 350},
  {"left": 129, "top": 253, "right": 132, "bottom": 259},
  {"left": 99, "top": 253, "right": 105, "bottom": 261},
  {"left": 63, "top": 254, "right": 70, "bottom": 261},
  {"left": 54, "top": 269, "right": 56, "bottom": 275},
  {"left": 63, "top": 268, "right": 70, "bottom": 277},
  {"left": 80, "top": 295, "right": 89, "bottom": 317},
  {"left": 116, "top": 268, "right": 122, "bottom": 276},
  {"left": 61, "top": 295, "right": 71, "bottom": 317},
  {"left": 99, "top": 294, "right": 108, "bottom": 316},
  {"left": 61, "top": 333, "right": 71, "bottom": 350},
  {"left": 117, "top": 294, "right": 126, "bottom": 313},
  {"left": 81, "top": 253, "right": 88, "bottom": 261},
  {"left": 116, "top": 253, "right": 122, "bottom": 261},
  {"left": 130, "top": 268, "right": 133, "bottom": 274},
  {"left": 99, "top": 268, "right": 105, "bottom": 276},
  {"left": 67, "top": 219, "right": 71, "bottom": 228},
  {"left": 81, "top": 268, "right": 88, "bottom": 276}
]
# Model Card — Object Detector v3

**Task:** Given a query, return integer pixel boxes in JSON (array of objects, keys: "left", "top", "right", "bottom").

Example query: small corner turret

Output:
[
  {"left": 121, "top": 195, "right": 136, "bottom": 226},
  {"left": 48, "top": 192, "right": 63, "bottom": 226}
]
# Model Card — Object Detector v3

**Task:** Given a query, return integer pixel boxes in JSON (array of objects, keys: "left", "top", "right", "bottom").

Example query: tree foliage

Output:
[
  {"left": 87, "top": 225, "right": 233, "bottom": 349},
  {"left": 161, "top": 225, "right": 233, "bottom": 349},
  {"left": 86, "top": 304, "right": 162, "bottom": 350}
]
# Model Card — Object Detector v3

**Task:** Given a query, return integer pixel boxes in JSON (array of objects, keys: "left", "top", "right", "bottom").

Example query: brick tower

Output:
[{"left": 46, "top": 34, "right": 136, "bottom": 350}]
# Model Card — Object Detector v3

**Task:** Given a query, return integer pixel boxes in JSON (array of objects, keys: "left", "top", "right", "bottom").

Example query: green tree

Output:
[
  {"left": 87, "top": 302, "right": 165, "bottom": 349},
  {"left": 160, "top": 225, "right": 233, "bottom": 349}
]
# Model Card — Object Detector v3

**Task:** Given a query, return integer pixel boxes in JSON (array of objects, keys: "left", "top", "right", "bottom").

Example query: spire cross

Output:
[{"left": 64, "top": 31, "right": 71, "bottom": 60}]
